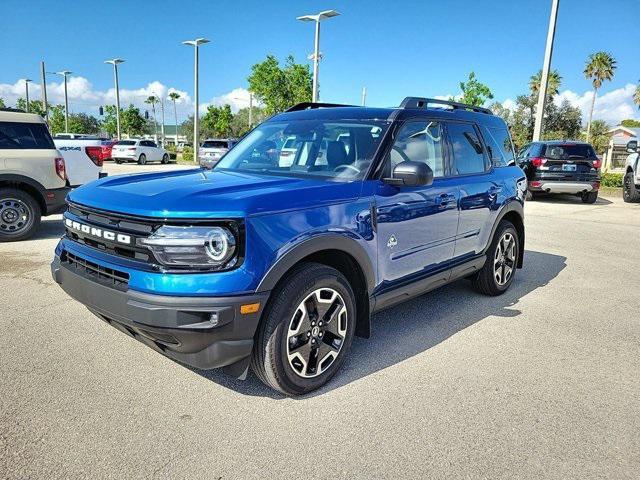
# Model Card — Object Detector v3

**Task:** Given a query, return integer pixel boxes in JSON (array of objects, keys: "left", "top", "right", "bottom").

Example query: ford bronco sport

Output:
[{"left": 52, "top": 98, "right": 526, "bottom": 395}]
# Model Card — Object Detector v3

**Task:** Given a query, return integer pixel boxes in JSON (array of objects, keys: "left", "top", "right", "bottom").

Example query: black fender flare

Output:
[
  {"left": 256, "top": 233, "right": 376, "bottom": 294},
  {"left": 0, "top": 174, "right": 47, "bottom": 209},
  {"left": 483, "top": 199, "right": 525, "bottom": 268}
]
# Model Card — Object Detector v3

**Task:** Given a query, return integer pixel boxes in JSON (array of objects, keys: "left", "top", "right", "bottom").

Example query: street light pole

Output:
[
  {"left": 182, "top": 38, "right": 210, "bottom": 162},
  {"left": 40, "top": 61, "right": 49, "bottom": 125},
  {"left": 24, "top": 79, "right": 32, "bottom": 112},
  {"left": 361, "top": 86, "right": 366, "bottom": 106},
  {"left": 54, "top": 71, "right": 72, "bottom": 133},
  {"left": 105, "top": 59, "right": 125, "bottom": 140},
  {"left": 533, "top": 0, "right": 560, "bottom": 141},
  {"left": 248, "top": 92, "right": 253, "bottom": 129},
  {"left": 297, "top": 10, "right": 340, "bottom": 103}
]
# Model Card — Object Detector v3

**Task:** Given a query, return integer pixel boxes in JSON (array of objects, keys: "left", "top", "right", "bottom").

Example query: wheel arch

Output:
[
  {"left": 0, "top": 174, "right": 46, "bottom": 214},
  {"left": 256, "top": 235, "right": 375, "bottom": 338},
  {"left": 486, "top": 201, "right": 525, "bottom": 268}
]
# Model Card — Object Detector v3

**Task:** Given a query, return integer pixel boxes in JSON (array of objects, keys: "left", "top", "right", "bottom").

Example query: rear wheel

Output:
[
  {"left": 623, "top": 172, "right": 640, "bottom": 203},
  {"left": 473, "top": 220, "right": 519, "bottom": 296},
  {"left": 138, "top": 154, "right": 147, "bottom": 165},
  {"left": 581, "top": 191, "right": 598, "bottom": 204},
  {"left": 0, "top": 188, "right": 41, "bottom": 242},
  {"left": 161, "top": 153, "right": 169, "bottom": 164},
  {"left": 251, "top": 263, "right": 356, "bottom": 395},
  {"left": 115, "top": 159, "right": 123, "bottom": 164}
]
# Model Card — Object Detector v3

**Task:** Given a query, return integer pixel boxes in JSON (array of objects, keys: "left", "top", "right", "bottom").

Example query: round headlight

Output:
[{"left": 205, "top": 228, "right": 234, "bottom": 262}]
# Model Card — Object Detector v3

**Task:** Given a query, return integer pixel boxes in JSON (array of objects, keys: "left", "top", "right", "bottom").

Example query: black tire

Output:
[
  {"left": 161, "top": 154, "right": 169, "bottom": 164},
  {"left": 623, "top": 172, "right": 640, "bottom": 203},
  {"left": 473, "top": 220, "right": 519, "bottom": 296},
  {"left": 0, "top": 188, "right": 42, "bottom": 242},
  {"left": 251, "top": 262, "right": 357, "bottom": 396},
  {"left": 138, "top": 154, "right": 146, "bottom": 165},
  {"left": 115, "top": 159, "right": 123, "bottom": 164},
  {"left": 581, "top": 191, "right": 598, "bottom": 204}
]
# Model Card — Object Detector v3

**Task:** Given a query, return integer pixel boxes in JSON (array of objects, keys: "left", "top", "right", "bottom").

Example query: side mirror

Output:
[
  {"left": 385, "top": 161, "right": 434, "bottom": 187},
  {"left": 626, "top": 140, "right": 638, "bottom": 153}
]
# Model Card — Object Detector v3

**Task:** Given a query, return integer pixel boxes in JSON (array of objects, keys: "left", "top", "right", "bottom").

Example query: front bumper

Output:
[{"left": 51, "top": 255, "right": 269, "bottom": 375}]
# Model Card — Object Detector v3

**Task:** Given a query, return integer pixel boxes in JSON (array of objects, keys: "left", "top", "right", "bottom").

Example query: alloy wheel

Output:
[
  {"left": 286, "top": 288, "right": 348, "bottom": 378},
  {"left": 494, "top": 232, "right": 516, "bottom": 286},
  {"left": 0, "top": 198, "right": 30, "bottom": 234}
]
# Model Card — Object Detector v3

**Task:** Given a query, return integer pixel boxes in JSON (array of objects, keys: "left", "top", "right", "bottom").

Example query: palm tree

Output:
[
  {"left": 529, "top": 69, "right": 562, "bottom": 97},
  {"left": 144, "top": 95, "right": 159, "bottom": 141},
  {"left": 634, "top": 81, "right": 640, "bottom": 110},
  {"left": 584, "top": 52, "right": 617, "bottom": 142},
  {"left": 168, "top": 92, "right": 181, "bottom": 147}
]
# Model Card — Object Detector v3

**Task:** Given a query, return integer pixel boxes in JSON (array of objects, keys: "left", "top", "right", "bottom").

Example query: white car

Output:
[
  {"left": 111, "top": 139, "right": 170, "bottom": 165},
  {"left": 53, "top": 136, "right": 105, "bottom": 186},
  {"left": 198, "top": 139, "right": 236, "bottom": 165},
  {"left": 279, "top": 136, "right": 298, "bottom": 166},
  {"left": 623, "top": 139, "right": 640, "bottom": 202}
]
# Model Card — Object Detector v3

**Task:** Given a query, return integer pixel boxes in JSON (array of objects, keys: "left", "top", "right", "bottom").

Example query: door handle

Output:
[{"left": 435, "top": 193, "right": 456, "bottom": 208}]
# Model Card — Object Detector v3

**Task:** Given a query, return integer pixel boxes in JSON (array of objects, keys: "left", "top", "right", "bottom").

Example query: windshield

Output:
[
  {"left": 202, "top": 140, "right": 229, "bottom": 149},
  {"left": 214, "top": 119, "right": 389, "bottom": 180},
  {"left": 116, "top": 140, "right": 136, "bottom": 146},
  {"left": 543, "top": 144, "right": 596, "bottom": 160}
]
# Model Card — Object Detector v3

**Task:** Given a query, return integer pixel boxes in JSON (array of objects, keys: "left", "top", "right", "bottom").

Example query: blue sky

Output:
[{"left": 1, "top": 0, "right": 638, "bottom": 125}]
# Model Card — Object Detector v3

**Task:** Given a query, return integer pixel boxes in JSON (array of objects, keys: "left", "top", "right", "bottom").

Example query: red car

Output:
[{"left": 99, "top": 140, "right": 116, "bottom": 162}]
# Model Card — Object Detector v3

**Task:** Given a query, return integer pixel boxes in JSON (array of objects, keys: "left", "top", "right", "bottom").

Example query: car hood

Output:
[{"left": 68, "top": 168, "right": 363, "bottom": 218}]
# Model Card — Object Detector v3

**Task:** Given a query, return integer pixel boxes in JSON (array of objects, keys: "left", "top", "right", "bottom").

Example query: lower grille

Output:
[{"left": 62, "top": 251, "right": 129, "bottom": 289}]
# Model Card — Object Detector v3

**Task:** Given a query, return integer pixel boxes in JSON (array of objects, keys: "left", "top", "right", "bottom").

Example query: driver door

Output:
[{"left": 374, "top": 119, "right": 460, "bottom": 287}]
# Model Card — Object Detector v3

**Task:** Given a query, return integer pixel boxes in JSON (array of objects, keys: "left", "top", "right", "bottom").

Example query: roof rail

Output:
[
  {"left": 0, "top": 107, "right": 26, "bottom": 113},
  {"left": 399, "top": 97, "right": 493, "bottom": 115},
  {"left": 285, "top": 102, "right": 356, "bottom": 112}
]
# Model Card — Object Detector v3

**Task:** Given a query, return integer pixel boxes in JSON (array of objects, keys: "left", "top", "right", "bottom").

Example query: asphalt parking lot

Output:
[{"left": 1, "top": 165, "right": 639, "bottom": 479}]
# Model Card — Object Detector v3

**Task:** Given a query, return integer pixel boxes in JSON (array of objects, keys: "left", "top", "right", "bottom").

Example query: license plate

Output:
[{"left": 562, "top": 164, "right": 577, "bottom": 172}]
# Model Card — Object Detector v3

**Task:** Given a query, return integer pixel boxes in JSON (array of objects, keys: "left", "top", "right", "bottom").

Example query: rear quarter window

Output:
[
  {"left": 481, "top": 125, "right": 515, "bottom": 166},
  {"left": 0, "top": 121, "right": 55, "bottom": 149}
]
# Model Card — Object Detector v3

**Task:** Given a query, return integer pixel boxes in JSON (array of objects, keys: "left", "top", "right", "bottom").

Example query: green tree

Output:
[
  {"left": 101, "top": 105, "right": 119, "bottom": 137},
  {"left": 201, "top": 105, "right": 220, "bottom": 138},
  {"left": 457, "top": 71, "right": 493, "bottom": 107},
  {"left": 168, "top": 92, "right": 181, "bottom": 144},
  {"left": 215, "top": 104, "right": 233, "bottom": 137},
  {"left": 15, "top": 98, "right": 45, "bottom": 117},
  {"left": 634, "top": 82, "right": 640, "bottom": 110},
  {"left": 48, "top": 105, "right": 66, "bottom": 134},
  {"left": 0, "top": 98, "right": 5, "bottom": 108},
  {"left": 582, "top": 120, "right": 609, "bottom": 154},
  {"left": 584, "top": 51, "right": 617, "bottom": 142},
  {"left": 121, "top": 104, "right": 146, "bottom": 137},
  {"left": 542, "top": 100, "right": 582, "bottom": 141},
  {"left": 248, "top": 55, "right": 312, "bottom": 115},
  {"left": 229, "top": 106, "right": 264, "bottom": 137},
  {"left": 68, "top": 113, "right": 100, "bottom": 134},
  {"left": 621, "top": 119, "right": 640, "bottom": 128},
  {"left": 529, "top": 69, "right": 562, "bottom": 97},
  {"left": 144, "top": 95, "right": 159, "bottom": 139}
]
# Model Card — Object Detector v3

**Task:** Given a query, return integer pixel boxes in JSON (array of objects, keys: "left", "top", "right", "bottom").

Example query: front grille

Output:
[{"left": 62, "top": 251, "right": 129, "bottom": 289}]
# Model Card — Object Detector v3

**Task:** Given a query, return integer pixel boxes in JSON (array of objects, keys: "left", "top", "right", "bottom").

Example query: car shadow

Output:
[
  {"left": 529, "top": 194, "right": 613, "bottom": 205},
  {"left": 25, "top": 216, "right": 66, "bottom": 241},
  {"left": 192, "top": 250, "right": 567, "bottom": 399}
]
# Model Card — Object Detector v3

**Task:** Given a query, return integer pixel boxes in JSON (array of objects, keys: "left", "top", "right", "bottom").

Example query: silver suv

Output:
[{"left": 0, "top": 109, "right": 69, "bottom": 241}]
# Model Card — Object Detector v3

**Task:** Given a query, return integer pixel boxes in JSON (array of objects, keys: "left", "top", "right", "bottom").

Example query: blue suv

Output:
[{"left": 52, "top": 98, "right": 526, "bottom": 395}]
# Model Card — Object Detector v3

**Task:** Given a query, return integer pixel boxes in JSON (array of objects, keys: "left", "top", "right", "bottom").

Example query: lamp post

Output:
[
  {"left": 297, "top": 9, "right": 340, "bottom": 102},
  {"left": 105, "top": 58, "right": 125, "bottom": 140},
  {"left": 532, "top": 0, "right": 559, "bottom": 141},
  {"left": 24, "top": 79, "right": 32, "bottom": 112},
  {"left": 53, "top": 71, "right": 72, "bottom": 132},
  {"left": 182, "top": 38, "right": 210, "bottom": 162}
]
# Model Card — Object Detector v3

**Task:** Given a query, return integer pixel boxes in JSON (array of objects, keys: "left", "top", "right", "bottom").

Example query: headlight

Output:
[{"left": 139, "top": 225, "right": 237, "bottom": 269}]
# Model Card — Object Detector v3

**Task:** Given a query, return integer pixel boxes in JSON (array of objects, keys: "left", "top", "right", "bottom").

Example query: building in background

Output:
[{"left": 603, "top": 126, "right": 639, "bottom": 171}]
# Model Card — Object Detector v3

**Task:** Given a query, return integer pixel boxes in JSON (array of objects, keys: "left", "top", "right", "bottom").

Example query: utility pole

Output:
[
  {"left": 54, "top": 71, "right": 72, "bottom": 132},
  {"left": 182, "top": 38, "right": 210, "bottom": 162},
  {"left": 40, "top": 62, "right": 48, "bottom": 124},
  {"left": 361, "top": 86, "right": 367, "bottom": 106},
  {"left": 105, "top": 59, "right": 125, "bottom": 140},
  {"left": 248, "top": 92, "right": 253, "bottom": 129},
  {"left": 533, "top": 0, "right": 560, "bottom": 141},
  {"left": 24, "top": 79, "right": 32, "bottom": 112},
  {"left": 297, "top": 10, "right": 340, "bottom": 102},
  {"left": 159, "top": 97, "right": 165, "bottom": 145}
]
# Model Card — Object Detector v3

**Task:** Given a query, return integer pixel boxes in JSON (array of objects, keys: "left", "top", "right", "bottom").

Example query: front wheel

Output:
[
  {"left": 251, "top": 263, "right": 356, "bottom": 395},
  {"left": 138, "top": 154, "right": 147, "bottom": 165},
  {"left": 473, "top": 220, "right": 519, "bottom": 296},
  {"left": 161, "top": 153, "right": 169, "bottom": 164},
  {"left": 581, "top": 191, "right": 598, "bottom": 204},
  {"left": 0, "top": 188, "right": 41, "bottom": 242},
  {"left": 623, "top": 172, "right": 640, "bottom": 203}
]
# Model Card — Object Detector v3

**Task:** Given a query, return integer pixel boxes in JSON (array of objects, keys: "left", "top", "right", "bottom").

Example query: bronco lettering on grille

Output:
[{"left": 65, "top": 218, "right": 132, "bottom": 245}]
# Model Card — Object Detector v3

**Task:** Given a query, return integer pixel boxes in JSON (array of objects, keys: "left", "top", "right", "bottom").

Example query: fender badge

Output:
[{"left": 387, "top": 235, "right": 398, "bottom": 248}]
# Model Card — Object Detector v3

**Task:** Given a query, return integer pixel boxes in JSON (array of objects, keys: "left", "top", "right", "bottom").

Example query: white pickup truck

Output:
[
  {"left": 53, "top": 135, "right": 105, "bottom": 186},
  {"left": 623, "top": 140, "right": 640, "bottom": 203}
]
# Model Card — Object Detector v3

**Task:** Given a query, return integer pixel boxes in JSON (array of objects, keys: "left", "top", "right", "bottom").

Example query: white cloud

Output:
[
  {"left": 0, "top": 76, "right": 192, "bottom": 118},
  {"left": 502, "top": 98, "right": 517, "bottom": 111},
  {"left": 554, "top": 83, "right": 638, "bottom": 126},
  {"left": 201, "top": 87, "right": 253, "bottom": 113}
]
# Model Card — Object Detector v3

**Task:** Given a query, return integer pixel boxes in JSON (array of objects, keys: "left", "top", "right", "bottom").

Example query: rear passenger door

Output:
[{"left": 445, "top": 121, "right": 498, "bottom": 260}]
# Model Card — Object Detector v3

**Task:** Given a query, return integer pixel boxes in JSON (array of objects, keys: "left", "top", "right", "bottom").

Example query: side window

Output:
[
  {"left": 386, "top": 120, "right": 445, "bottom": 178},
  {"left": 447, "top": 122, "right": 487, "bottom": 175},
  {"left": 149, "top": 141, "right": 157, "bottom": 148},
  {"left": 481, "top": 126, "right": 515, "bottom": 167},
  {"left": 0, "top": 121, "right": 55, "bottom": 149}
]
